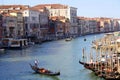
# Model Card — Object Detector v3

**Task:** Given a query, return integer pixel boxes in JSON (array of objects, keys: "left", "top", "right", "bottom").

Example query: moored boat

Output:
[
  {"left": 65, "top": 37, "right": 72, "bottom": 41},
  {"left": 104, "top": 75, "right": 120, "bottom": 80},
  {"left": 1, "top": 38, "right": 28, "bottom": 49},
  {"left": 29, "top": 64, "right": 60, "bottom": 76},
  {"left": 79, "top": 60, "right": 85, "bottom": 65},
  {"left": 0, "top": 48, "right": 5, "bottom": 52}
]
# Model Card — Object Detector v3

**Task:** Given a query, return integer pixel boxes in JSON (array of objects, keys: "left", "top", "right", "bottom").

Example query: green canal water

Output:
[{"left": 0, "top": 34, "right": 104, "bottom": 80}]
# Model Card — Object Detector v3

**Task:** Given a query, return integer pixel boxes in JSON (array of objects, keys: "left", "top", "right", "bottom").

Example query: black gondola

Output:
[
  {"left": 29, "top": 64, "right": 60, "bottom": 76},
  {"left": 79, "top": 60, "right": 85, "bottom": 65}
]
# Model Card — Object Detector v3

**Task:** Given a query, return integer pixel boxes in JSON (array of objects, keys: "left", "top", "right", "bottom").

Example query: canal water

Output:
[{"left": 0, "top": 34, "right": 104, "bottom": 80}]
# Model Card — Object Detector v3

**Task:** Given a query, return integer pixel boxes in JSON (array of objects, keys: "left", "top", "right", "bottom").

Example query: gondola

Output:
[
  {"left": 79, "top": 60, "right": 85, "bottom": 65},
  {"left": 103, "top": 72, "right": 120, "bottom": 80},
  {"left": 29, "top": 64, "right": 60, "bottom": 76},
  {"left": 0, "top": 48, "right": 5, "bottom": 52},
  {"left": 104, "top": 76, "right": 120, "bottom": 80}
]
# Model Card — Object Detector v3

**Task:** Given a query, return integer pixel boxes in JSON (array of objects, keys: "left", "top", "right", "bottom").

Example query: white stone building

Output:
[
  {"left": 0, "top": 5, "right": 29, "bottom": 38},
  {"left": 33, "top": 4, "right": 78, "bottom": 36},
  {"left": 2, "top": 13, "right": 19, "bottom": 38},
  {"left": 88, "top": 20, "right": 97, "bottom": 34},
  {"left": 9, "top": 12, "right": 24, "bottom": 38},
  {"left": 23, "top": 8, "right": 41, "bottom": 42},
  {"left": 39, "top": 11, "right": 49, "bottom": 40}
]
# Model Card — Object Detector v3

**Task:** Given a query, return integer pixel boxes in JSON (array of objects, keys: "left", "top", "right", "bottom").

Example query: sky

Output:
[{"left": 0, "top": 0, "right": 120, "bottom": 18}]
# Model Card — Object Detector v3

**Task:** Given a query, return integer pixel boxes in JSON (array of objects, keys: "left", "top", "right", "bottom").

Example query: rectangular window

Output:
[
  {"left": 24, "top": 17, "right": 28, "bottom": 22},
  {"left": 32, "top": 17, "right": 36, "bottom": 21}
]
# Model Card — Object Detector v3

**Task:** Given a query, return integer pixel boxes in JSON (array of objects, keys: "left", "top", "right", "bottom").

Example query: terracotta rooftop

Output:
[
  {"left": 77, "top": 16, "right": 115, "bottom": 21},
  {"left": 27, "top": 7, "right": 40, "bottom": 12},
  {"left": 0, "top": 12, "right": 10, "bottom": 17},
  {"left": 33, "top": 4, "right": 68, "bottom": 9},
  {"left": 0, "top": 5, "right": 29, "bottom": 10},
  {"left": 0, "top": 9, "right": 23, "bottom": 16},
  {"left": 50, "top": 16, "right": 65, "bottom": 19},
  {"left": 50, "top": 16, "right": 66, "bottom": 23}
]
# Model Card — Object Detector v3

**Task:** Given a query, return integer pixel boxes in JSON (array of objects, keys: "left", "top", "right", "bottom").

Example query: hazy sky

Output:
[{"left": 0, "top": 0, "right": 120, "bottom": 18}]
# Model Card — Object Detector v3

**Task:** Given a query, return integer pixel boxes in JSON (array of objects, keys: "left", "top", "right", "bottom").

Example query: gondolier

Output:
[{"left": 34, "top": 59, "right": 39, "bottom": 67}]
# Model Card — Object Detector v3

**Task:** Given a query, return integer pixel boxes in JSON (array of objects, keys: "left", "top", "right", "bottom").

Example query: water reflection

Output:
[
  {"left": 0, "top": 34, "right": 104, "bottom": 80},
  {"left": 39, "top": 74, "right": 60, "bottom": 80},
  {"left": 88, "top": 72, "right": 105, "bottom": 80},
  {"left": 24, "top": 72, "right": 60, "bottom": 80}
]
